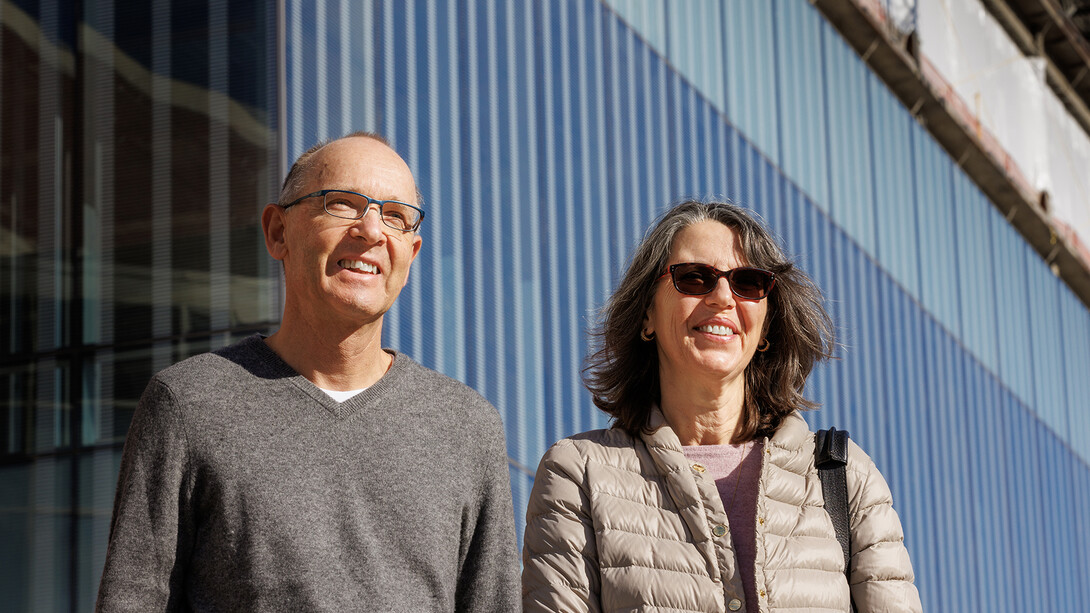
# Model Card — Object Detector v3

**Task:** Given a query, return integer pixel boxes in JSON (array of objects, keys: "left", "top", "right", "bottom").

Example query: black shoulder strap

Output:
[{"left": 815, "top": 427, "right": 851, "bottom": 584}]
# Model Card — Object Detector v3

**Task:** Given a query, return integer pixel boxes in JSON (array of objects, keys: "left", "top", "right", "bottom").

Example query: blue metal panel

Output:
[
  {"left": 821, "top": 29, "right": 875, "bottom": 247},
  {"left": 534, "top": 0, "right": 569, "bottom": 451},
  {"left": 279, "top": 3, "right": 1090, "bottom": 609},
  {"left": 722, "top": 0, "right": 779, "bottom": 162},
  {"left": 948, "top": 339, "right": 974, "bottom": 610},
  {"left": 953, "top": 172, "right": 1001, "bottom": 374},
  {"left": 1046, "top": 438, "right": 1078, "bottom": 610},
  {"left": 1007, "top": 399, "right": 1048, "bottom": 609},
  {"left": 773, "top": 0, "right": 829, "bottom": 207},
  {"left": 869, "top": 82, "right": 920, "bottom": 296},
  {"left": 604, "top": 0, "right": 667, "bottom": 56},
  {"left": 1074, "top": 454, "right": 1090, "bottom": 604},
  {"left": 912, "top": 129, "right": 960, "bottom": 337},
  {"left": 665, "top": 0, "right": 726, "bottom": 113},
  {"left": 1025, "top": 246, "right": 1068, "bottom": 436},
  {"left": 922, "top": 315, "right": 958, "bottom": 609},
  {"left": 1060, "top": 289, "right": 1090, "bottom": 456},
  {"left": 973, "top": 360, "right": 1015, "bottom": 610},
  {"left": 989, "top": 210, "right": 1036, "bottom": 407},
  {"left": 671, "top": 75, "right": 727, "bottom": 201}
]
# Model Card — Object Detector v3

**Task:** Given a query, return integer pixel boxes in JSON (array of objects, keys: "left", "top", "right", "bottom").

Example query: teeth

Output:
[
  {"left": 339, "top": 260, "right": 378, "bottom": 274},
  {"left": 698, "top": 324, "right": 734, "bottom": 336}
]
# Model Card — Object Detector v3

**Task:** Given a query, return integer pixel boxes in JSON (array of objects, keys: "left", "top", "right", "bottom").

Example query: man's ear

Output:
[
  {"left": 410, "top": 232, "right": 422, "bottom": 262},
  {"left": 262, "top": 204, "right": 288, "bottom": 261}
]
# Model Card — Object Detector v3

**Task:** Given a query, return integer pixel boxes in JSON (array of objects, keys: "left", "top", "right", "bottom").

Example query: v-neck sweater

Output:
[{"left": 96, "top": 335, "right": 519, "bottom": 612}]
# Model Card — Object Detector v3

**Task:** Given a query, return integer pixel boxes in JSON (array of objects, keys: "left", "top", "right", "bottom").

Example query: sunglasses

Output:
[{"left": 658, "top": 263, "right": 776, "bottom": 300}]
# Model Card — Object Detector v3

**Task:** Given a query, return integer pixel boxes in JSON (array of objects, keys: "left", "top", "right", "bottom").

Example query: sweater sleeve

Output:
[
  {"left": 96, "top": 379, "right": 195, "bottom": 612},
  {"left": 455, "top": 407, "right": 521, "bottom": 613},
  {"left": 522, "top": 439, "right": 602, "bottom": 613},
  {"left": 845, "top": 442, "right": 923, "bottom": 613}
]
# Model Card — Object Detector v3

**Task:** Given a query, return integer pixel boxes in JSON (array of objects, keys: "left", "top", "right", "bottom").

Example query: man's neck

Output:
[{"left": 265, "top": 317, "right": 393, "bottom": 391}]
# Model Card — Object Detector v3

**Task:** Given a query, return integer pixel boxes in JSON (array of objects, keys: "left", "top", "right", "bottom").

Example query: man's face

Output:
[{"left": 265, "top": 136, "right": 423, "bottom": 328}]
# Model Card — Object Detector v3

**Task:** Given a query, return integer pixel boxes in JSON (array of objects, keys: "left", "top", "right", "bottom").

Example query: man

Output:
[{"left": 96, "top": 133, "right": 520, "bottom": 611}]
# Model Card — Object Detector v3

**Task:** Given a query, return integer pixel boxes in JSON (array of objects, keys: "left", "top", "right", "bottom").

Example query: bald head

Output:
[{"left": 278, "top": 132, "right": 422, "bottom": 207}]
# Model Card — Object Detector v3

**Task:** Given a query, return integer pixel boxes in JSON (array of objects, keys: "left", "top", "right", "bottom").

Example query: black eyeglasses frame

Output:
[{"left": 281, "top": 189, "right": 425, "bottom": 232}]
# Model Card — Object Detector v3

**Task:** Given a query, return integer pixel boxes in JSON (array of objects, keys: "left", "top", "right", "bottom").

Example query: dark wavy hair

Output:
[{"left": 583, "top": 200, "right": 835, "bottom": 442}]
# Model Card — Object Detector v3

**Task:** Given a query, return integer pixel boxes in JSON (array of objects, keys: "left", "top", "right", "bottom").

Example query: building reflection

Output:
[{"left": 1, "top": 1, "right": 278, "bottom": 608}]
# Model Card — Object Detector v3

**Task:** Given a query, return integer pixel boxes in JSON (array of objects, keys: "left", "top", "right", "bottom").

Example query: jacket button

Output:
[
  {"left": 728, "top": 598, "right": 742, "bottom": 611},
  {"left": 691, "top": 463, "right": 706, "bottom": 473},
  {"left": 758, "top": 517, "right": 765, "bottom": 525},
  {"left": 712, "top": 524, "right": 727, "bottom": 537}
]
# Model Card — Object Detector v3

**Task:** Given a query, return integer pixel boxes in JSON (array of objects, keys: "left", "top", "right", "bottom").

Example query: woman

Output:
[{"left": 522, "top": 201, "right": 921, "bottom": 612}]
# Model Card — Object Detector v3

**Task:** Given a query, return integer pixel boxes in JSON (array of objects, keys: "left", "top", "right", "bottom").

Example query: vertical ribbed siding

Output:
[
  {"left": 822, "top": 29, "right": 875, "bottom": 245},
  {"left": 722, "top": 0, "right": 779, "bottom": 163},
  {"left": 955, "top": 171, "right": 1002, "bottom": 374},
  {"left": 1063, "top": 291, "right": 1090, "bottom": 456},
  {"left": 665, "top": 0, "right": 726, "bottom": 113},
  {"left": 533, "top": 0, "right": 563, "bottom": 472},
  {"left": 1026, "top": 246, "right": 1067, "bottom": 434},
  {"left": 604, "top": 0, "right": 666, "bottom": 55},
  {"left": 869, "top": 81, "right": 920, "bottom": 296},
  {"left": 991, "top": 209, "right": 1037, "bottom": 406},
  {"left": 774, "top": 0, "right": 829, "bottom": 207},
  {"left": 913, "top": 132, "right": 959, "bottom": 336},
  {"left": 281, "top": 1, "right": 1090, "bottom": 606}
]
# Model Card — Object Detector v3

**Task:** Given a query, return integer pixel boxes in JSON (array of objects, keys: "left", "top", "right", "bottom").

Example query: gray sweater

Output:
[{"left": 96, "top": 335, "right": 519, "bottom": 612}]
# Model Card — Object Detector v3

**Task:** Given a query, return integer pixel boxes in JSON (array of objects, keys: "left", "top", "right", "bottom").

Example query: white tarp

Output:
[{"left": 917, "top": 0, "right": 1090, "bottom": 256}]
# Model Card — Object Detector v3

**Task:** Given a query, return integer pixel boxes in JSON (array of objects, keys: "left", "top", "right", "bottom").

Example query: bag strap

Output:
[{"left": 815, "top": 427, "right": 851, "bottom": 583}]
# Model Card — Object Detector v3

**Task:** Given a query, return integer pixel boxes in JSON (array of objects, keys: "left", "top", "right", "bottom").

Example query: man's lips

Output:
[{"left": 338, "top": 259, "right": 379, "bottom": 274}]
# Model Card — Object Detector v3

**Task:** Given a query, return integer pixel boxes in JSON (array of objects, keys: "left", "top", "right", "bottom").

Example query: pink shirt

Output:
[{"left": 682, "top": 441, "right": 763, "bottom": 613}]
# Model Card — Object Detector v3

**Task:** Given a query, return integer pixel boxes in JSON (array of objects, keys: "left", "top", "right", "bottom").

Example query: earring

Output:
[
  {"left": 640, "top": 329, "right": 655, "bottom": 341},
  {"left": 756, "top": 338, "right": 770, "bottom": 352}
]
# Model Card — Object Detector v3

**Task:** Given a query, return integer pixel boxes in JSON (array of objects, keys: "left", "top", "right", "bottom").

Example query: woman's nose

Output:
[{"left": 704, "top": 276, "right": 736, "bottom": 307}]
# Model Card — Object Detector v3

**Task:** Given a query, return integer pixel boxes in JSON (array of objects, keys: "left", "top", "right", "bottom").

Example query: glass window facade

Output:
[{"left": 0, "top": 0, "right": 278, "bottom": 608}]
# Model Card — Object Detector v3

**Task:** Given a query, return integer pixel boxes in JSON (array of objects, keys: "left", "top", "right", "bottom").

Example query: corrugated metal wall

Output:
[{"left": 284, "top": 0, "right": 1090, "bottom": 609}]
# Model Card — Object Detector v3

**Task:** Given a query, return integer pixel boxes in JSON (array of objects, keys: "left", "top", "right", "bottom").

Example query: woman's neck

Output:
[{"left": 658, "top": 372, "right": 747, "bottom": 446}]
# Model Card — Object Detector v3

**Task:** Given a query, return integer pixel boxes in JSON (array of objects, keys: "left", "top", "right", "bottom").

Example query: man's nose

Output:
[{"left": 350, "top": 205, "right": 387, "bottom": 241}]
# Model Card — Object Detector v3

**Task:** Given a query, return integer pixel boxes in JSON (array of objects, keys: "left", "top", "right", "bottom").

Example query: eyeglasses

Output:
[
  {"left": 658, "top": 263, "right": 776, "bottom": 300},
  {"left": 282, "top": 189, "right": 425, "bottom": 232}
]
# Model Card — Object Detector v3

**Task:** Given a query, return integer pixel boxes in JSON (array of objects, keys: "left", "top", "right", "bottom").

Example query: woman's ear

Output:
[{"left": 641, "top": 307, "right": 657, "bottom": 340}]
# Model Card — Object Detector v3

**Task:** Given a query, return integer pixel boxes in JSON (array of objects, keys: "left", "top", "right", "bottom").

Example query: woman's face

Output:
[{"left": 643, "top": 220, "right": 769, "bottom": 389}]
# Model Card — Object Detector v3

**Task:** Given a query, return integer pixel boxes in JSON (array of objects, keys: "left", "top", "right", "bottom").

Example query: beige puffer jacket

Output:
[{"left": 522, "top": 409, "right": 922, "bottom": 612}]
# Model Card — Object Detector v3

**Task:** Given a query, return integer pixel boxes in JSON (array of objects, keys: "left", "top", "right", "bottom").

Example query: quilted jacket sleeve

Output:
[
  {"left": 522, "top": 439, "right": 603, "bottom": 613},
  {"left": 845, "top": 441, "right": 923, "bottom": 613}
]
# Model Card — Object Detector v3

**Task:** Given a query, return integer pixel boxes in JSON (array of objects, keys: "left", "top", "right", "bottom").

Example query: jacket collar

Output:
[
  {"left": 639, "top": 406, "right": 691, "bottom": 485},
  {"left": 641, "top": 404, "right": 811, "bottom": 447},
  {"left": 637, "top": 406, "right": 715, "bottom": 552},
  {"left": 768, "top": 410, "right": 811, "bottom": 452}
]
